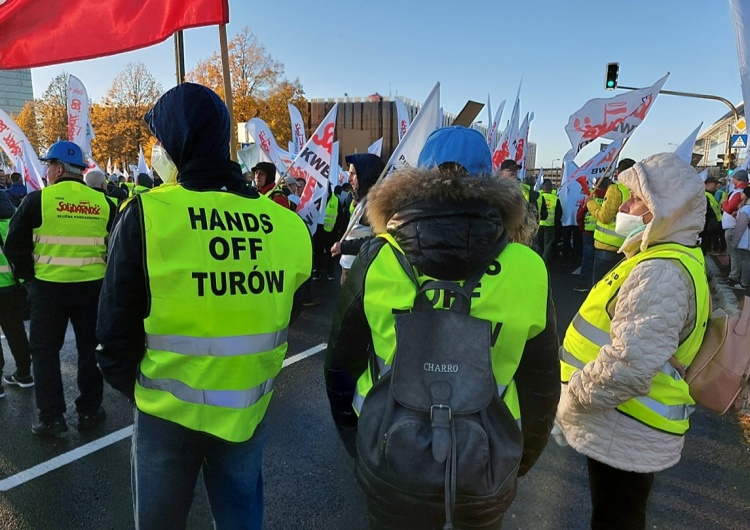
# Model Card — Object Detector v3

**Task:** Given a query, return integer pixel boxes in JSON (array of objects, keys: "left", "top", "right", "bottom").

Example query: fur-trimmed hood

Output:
[
  {"left": 618, "top": 153, "right": 705, "bottom": 256},
  {"left": 366, "top": 167, "right": 535, "bottom": 280}
]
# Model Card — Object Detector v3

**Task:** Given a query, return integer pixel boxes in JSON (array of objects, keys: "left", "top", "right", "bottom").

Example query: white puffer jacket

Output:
[{"left": 556, "top": 153, "right": 707, "bottom": 473}]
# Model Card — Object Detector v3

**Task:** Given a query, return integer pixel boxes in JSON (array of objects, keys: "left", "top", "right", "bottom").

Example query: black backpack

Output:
[{"left": 355, "top": 244, "right": 523, "bottom": 529}]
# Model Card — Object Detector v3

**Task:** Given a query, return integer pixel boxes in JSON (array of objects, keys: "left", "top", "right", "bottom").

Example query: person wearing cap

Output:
[
  {"left": 96, "top": 83, "right": 311, "bottom": 530},
  {"left": 330, "top": 153, "right": 385, "bottom": 285},
  {"left": 720, "top": 169, "right": 749, "bottom": 286},
  {"left": 557, "top": 153, "right": 710, "bottom": 529},
  {"left": 324, "top": 126, "right": 558, "bottom": 529},
  {"left": 4, "top": 141, "right": 116, "bottom": 436},
  {"left": 586, "top": 158, "right": 636, "bottom": 283},
  {"left": 252, "top": 161, "right": 291, "bottom": 209},
  {"left": 701, "top": 176, "right": 722, "bottom": 253}
]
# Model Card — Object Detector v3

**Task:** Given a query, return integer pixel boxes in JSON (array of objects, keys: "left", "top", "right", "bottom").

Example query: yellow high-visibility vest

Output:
[
  {"left": 32, "top": 180, "right": 110, "bottom": 283},
  {"left": 135, "top": 184, "right": 312, "bottom": 442},
  {"left": 560, "top": 243, "right": 709, "bottom": 435}
]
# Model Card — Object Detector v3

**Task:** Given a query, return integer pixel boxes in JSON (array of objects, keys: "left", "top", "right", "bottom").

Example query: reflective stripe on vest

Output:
[
  {"left": 323, "top": 194, "right": 339, "bottom": 232},
  {"left": 539, "top": 193, "right": 557, "bottom": 227},
  {"left": 32, "top": 181, "right": 110, "bottom": 283},
  {"left": 146, "top": 328, "right": 288, "bottom": 357},
  {"left": 560, "top": 243, "right": 709, "bottom": 435},
  {"left": 593, "top": 184, "right": 630, "bottom": 248},
  {"left": 139, "top": 372, "right": 275, "bottom": 409},
  {"left": 353, "top": 233, "right": 548, "bottom": 423},
  {"left": 135, "top": 184, "right": 312, "bottom": 443}
]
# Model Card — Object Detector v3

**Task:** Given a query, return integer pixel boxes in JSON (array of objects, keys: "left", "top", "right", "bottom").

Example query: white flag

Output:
[
  {"left": 565, "top": 73, "right": 669, "bottom": 159},
  {"left": 395, "top": 97, "right": 411, "bottom": 141},
  {"left": 534, "top": 167, "right": 544, "bottom": 192},
  {"left": 288, "top": 103, "right": 307, "bottom": 157},
  {"left": 673, "top": 123, "right": 702, "bottom": 165},
  {"left": 386, "top": 82, "right": 440, "bottom": 172},
  {"left": 329, "top": 140, "right": 340, "bottom": 188},
  {"left": 731, "top": 0, "right": 750, "bottom": 164},
  {"left": 0, "top": 109, "right": 45, "bottom": 191},
  {"left": 485, "top": 94, "right": 493, "bottom": 141},
  {"left": 246, "top": 118, "right": 294, "bottom": 175},
  {"left": 289, "top": 104, "right": 338, "bottom": 235},
  {"left": 367, "top": 137, "right": 383, "bottom": 157},
  {"left": 699, "top": 168, "right": 709, "bottom": 182},
  {"left": 487, "top": 99, "right": 505, "bottom": 149},
  {"left": 106, "top": 157, "right": 112, "bottom": 175},
  {"left": 137, "top": 145, "right": 149, "bottom": 177},
  {"left": 514, "top": 112, "right": 531, "bottom": 165},
  {"left": 67, "top": 75, "right": 95, "bottom": 155},
  {"left": 492, "top": 83, "right": 521, "bottom": 170}
]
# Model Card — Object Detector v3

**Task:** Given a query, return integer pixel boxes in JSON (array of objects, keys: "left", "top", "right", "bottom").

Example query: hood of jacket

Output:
[
  {"left": 617, "top": 153, "right": 705, "bottom": 256},
  {"left": 345, "top": 153, "right": 384, "bottom": 200},
  {"left": 367, "top": 167, "right": 536, "bottom": 280},
  {"left": 144, "top": 83, "right": 231, "bottom": 173}
]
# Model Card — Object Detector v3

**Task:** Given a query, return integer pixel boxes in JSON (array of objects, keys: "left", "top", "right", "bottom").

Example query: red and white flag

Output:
[
  {"left": 290, "top": 104, "right": 339, "bottom": 235},
  {"left": 288, "top": 103, "right": 306, "bottom": 157},
  {"left": 0, "top": 0, "right": 228, "bottom": 69},
  {"left": 564, "top": 73, "right": 669, "bottom": 159},
  {"left": 395, "top": 97, "right": 411, "bottom": 141},
  {"left": 566, "top": 139, "right": 623, "bottom": 189},
  {"left": 492, "top": 83, "right": 521, "bottom": 170},
  {"left": 68, "top": 75, "right": 94, "bottom": 155},
  {"left": 0, "top": 109, "right": 45, "bottom": 191},
  {"left": 246, "top": 118, "right": 293, "bottom": 176}
]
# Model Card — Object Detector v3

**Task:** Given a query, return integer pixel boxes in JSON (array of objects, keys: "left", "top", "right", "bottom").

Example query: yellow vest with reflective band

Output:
[
  {"left": 124, "top": 182, "right": 135, "bottom": 196},
  {"left": 353, "top": 234, "right": 549, "bottom": 425},
  {"left": 0, "top": 218, "right": 15, "bottom": 288},
  {"left": 584, "top": 196, "right": 602, "bottom": 232},
  {"left": 133, "top": 185, "right": 150, "bottom": 195},
  {"left": 539, "top": 192, "right": 557, "bottom": 227},
  {"left": 706, "top": 192, "right": 722, "bottom": 222},
  {"left": 521, "top": 183, "right": 544, "bottom": 214},
  {"left": 323, "top": 194, "right": 339, "bottom": 232},
  {"left": 594, "top": 183, "right": 630, "bottom": 248},
  {"left": 135, "top": 184, "right": 312, "bottom": 442},
  {"left": 560, "top": 243, "right": 709, "bottom": 435},
  {"left": 33, "top": 180, "right": 110, "bottom": 283}
]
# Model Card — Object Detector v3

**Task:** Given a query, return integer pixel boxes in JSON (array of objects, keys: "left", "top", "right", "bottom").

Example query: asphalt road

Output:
[{"left": 0, "top": 261, "right": 748, "bottom": 530}]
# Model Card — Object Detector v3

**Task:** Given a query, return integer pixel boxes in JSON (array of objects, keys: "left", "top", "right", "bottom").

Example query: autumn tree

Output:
[
  {"left": 37, "top": 72, "right": 68, "bottom": 149},
  {"left": 91, "top": 62, "right": 163, "bottom": 167},
  {"left": 187, "top": 26, "right": 308, "bottom": 146},
  {"left": 12, "top": 100, "right": 43, "bottom": 154}
]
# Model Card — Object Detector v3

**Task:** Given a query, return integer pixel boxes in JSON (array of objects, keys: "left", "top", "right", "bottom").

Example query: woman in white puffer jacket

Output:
[{"left": 556, "top": 153, "right": 710, "bottom": 530}]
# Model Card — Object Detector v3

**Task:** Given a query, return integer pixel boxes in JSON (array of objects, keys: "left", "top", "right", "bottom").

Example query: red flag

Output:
[{"left": 0, "top": 0, "right": 229, "bottom": 69}]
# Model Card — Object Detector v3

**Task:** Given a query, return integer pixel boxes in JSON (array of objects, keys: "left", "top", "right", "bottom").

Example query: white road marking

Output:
[{"left": 0, "top": 342, "right": 327, "bottom": 492}]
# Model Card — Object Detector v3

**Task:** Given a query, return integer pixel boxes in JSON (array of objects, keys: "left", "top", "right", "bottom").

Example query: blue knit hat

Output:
[{"left": 417, "top": 126, "right": 492, "bottom": 175}]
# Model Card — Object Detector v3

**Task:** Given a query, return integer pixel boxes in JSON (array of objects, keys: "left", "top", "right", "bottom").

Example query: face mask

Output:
[
  {"left": 151, "top": 144, "right": 178, "bottom": 185},
  {"left": 615, "top": 211, "right": 649, "bottom": 237}
]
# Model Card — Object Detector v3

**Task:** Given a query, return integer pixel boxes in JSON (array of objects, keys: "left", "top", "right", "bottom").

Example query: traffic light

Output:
[{"left": 605, "top": 62, "right": 619, "bottom": 90}]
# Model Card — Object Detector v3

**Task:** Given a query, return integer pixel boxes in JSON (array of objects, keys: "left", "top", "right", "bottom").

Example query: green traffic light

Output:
[{"left": 607, "top": 80, "right": 615, "bottom": 88}]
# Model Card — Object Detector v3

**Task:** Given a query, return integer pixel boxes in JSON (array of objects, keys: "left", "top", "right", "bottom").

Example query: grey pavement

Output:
[{"left": 0, "top": 262, "right": 748, "bottom": 529}]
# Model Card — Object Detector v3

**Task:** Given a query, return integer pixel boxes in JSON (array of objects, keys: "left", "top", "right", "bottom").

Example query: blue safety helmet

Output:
[{"left": 39, "top": 141, "right": 87, "bottom": 169}]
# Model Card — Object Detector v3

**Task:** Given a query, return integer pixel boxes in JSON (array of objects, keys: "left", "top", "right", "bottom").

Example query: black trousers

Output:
[
  {"left": 587, "top": 457, "right": 654, "bottom": 530},
  {"left": 313, "top": 228, "right": 336, "bottom": 276},
  {"left": 29, "top": 279, "right": 103, "bottom": 422},
  {"left": 0, "top": 284, "right": 31, "bottom": 377}
]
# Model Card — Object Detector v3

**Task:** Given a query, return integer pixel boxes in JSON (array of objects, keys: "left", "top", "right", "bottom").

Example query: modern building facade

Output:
[
  {"left": 0, "top": 69, "right": 33, "bottom": 115},
  {"left": 694, "top": 102, "right": 745, "bottom": 168}
]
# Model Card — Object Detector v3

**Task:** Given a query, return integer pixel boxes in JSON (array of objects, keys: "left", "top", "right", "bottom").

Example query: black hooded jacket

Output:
[
  {"left": 340, "top": 153, "right": 385, "bottom": 257},
  {"left": 96, "top": 83, "right": 305, "bottom": 399},
  {"left": 324, "top": 168, "right": 560, "bottom": 476}
]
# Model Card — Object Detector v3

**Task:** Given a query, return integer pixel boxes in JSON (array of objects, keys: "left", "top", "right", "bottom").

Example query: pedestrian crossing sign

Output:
[{"left": 730, "top": 134, "right": 748, "bottom": 149}]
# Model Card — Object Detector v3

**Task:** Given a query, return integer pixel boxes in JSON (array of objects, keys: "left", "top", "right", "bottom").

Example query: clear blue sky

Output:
[{"left": 31, "top": 0, "right": 742, "bottom": 168}]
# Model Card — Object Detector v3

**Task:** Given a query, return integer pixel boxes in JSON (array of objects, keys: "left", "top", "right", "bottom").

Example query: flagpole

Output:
[
  {"left": 219, "top": 24, "right": 237, "bottom": 161},
  {"left": 174, "top": 31, "right": 185, "bottom": 85},
  {"left": 592, "top": 136, "right": 629, "bottom": 192}
]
